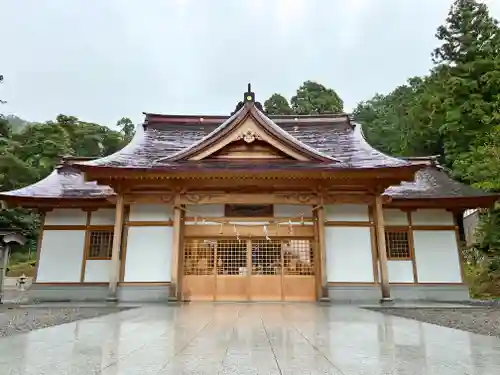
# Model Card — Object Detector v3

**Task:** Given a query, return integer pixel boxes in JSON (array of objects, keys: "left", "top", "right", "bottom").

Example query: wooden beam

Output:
[
  {"left": 374, "top": 195, "right": 392, "bottom": 302},
  {"left": 183, "top": 223, "right": 314, "bottom": 237},
  {"left": 177, "top": 192, "right": 384, "bottom": 205},
  {"left": 180, "top": 192, "right": 319, "bottom": 205},
  {"left": 33, "top": 212, "right": 46, "bottom": 282},
  {"left": 316, "top": 205, "right": 330, "bottom": 302},
  {"left": 170, "top": 197, "right": 183, "bottom": 301},
  {"left": 407, "top": 211, "right": 418, "bottom": 283},
  {"left": 107, "top": 194, "right": 125, "bottom": 302}
]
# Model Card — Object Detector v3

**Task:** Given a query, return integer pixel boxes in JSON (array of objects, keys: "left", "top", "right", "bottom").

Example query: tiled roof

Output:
[
  {"left": 162, "top": 104, "right": 338, "bottom": 163},
  {"left": 1, "top": 160, "right": 495, "bottom": 208},
  {"left": 0, "top": 104, "right": 494, "bottom": 207},
  {"left": 78, "top": 110, "right": 409, "bottom": 169},
  {"left": 385, "top": 165, "right": 497, "bottom": 201},
  {"left": 0, "top": 165, "right": 114, "bottom": 200}
]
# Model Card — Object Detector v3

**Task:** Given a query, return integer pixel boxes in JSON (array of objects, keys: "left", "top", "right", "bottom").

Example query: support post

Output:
[
  {"left": 374, "top": 194, "right": 392, "bottom": 303},
  {"left": 169, "top": 201, "right": 182, "bottom": 302},
  {"left": 316, "top": 205, "right": 330, "bottom": 303},
  {"left": 107, "top": 194, "right": 125, "bottom": 302},
  {"left": 0, "top": 244, "right": 9, "bottom": 304}
]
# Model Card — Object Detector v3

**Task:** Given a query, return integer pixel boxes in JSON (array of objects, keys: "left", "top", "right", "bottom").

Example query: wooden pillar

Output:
[
  {"left": 374, "top": 195, "right": 392, "bottom": 302},
  {"left": 316, "top": 205, "right": 330, "bottom": 302},
  {"left": 107, "top": 194, "right": 125, "bottom": 302},
  {"left": 170, "top": 200, "right": 183, "bottom": 301},
  {"left": 33, "top": 211, "right": 46, "bottom": 282}
]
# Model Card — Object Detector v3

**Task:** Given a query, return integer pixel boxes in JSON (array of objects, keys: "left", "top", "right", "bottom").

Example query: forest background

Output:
[{"left": 1, "top": 0, "right": 499, "bottom": 296}]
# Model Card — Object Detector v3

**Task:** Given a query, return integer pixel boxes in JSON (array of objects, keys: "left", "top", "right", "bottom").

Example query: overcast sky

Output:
[{"left": 1, "top": 0, "right": 500, "bottom": 127}]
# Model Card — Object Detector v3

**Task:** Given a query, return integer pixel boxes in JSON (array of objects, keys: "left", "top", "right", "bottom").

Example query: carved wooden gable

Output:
[{"left": 189, "top": 116, "right": 312, "bottom": 161}]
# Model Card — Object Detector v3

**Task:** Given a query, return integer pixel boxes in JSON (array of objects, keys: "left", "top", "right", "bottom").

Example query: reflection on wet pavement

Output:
[{"left": 0, "top": 303, "right": 500, "bottom": 374}]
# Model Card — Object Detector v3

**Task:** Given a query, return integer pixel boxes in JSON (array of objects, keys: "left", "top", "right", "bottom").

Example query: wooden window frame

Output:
[
  {"left": 87, "top": 229, "right": 114, "bottom": 260},
  {"left": 224, "top": 204, "right": 274, "bottom": 217},
  {"left": 384, "top": 228, "right": 411, "bottom": 260}
]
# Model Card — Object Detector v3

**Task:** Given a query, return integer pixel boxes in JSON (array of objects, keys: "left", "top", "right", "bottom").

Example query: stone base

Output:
[
  {"left": 28, "top": 284, "right": 172, "bottom": 303},
  {"left": 28, "top": 283, "right": 470, "bottom": 304},
  {"left": 327, "top": 284, "right": 470, "bottom": 304}
]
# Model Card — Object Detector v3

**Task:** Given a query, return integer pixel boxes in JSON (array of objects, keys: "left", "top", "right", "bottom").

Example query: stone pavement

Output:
[{"left": 1, "top": 303, "right": 500, "bottom": 374}]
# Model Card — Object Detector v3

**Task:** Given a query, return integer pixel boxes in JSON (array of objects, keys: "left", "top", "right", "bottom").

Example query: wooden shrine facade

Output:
[{"left": 0, "top": 86, "right": 497, "bottom": 303}]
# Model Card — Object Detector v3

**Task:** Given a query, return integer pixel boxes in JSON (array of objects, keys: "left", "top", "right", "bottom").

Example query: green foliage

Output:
[
  {"left": 353, "top": 0, "right": 500, "bottom": 296},
  {"left": 0, "top": 111, "right": 129, "bottom": 258},
  {"left": 116, "top": 117, "right": 135, "bottom": 142},
  {"left": 353, "top": 76, "right": 445, "bottom": 158},
  {"left": 432, "top": 0, "right": 500, "bottom": 65},
  {"left": 264, "top": 81, "right": 343, "bottom": 116},
  {"left": 291, "top": 81, "right": 343, "bottom": 114},
  {"left": 454, "top": 126, "right": 500, "bottom": 190},
  {"left": 264, "top": 94, "right": 293, "bottom": 115}
]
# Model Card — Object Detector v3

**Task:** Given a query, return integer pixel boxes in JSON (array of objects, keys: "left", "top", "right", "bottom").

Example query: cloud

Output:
[{"left": 333, "top": 0, "right": 379, "bottom": 49}]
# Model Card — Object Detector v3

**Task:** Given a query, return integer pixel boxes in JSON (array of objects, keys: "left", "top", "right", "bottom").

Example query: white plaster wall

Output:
[
  {"left": 413, "top": 230, "right": 462, "bottom": 283},
  {"left": 383, "top": 209, "right": 408, "bottom": 226},
  {"left": 44, "top": 209, "right": 86, "bottom": 225},
  {"left": 90, "top": 209, "right": 115, "bottom": 225},
  {"left": 186, "top": 204, "right": 224, "bottom": 217},
  {"left": 124, "top": 226, "right": 173, "bottom": 282},
  {"left": 37, "top": 230, "right": 85, "bottom": 282},
  {"left": 129, "top": 204, "right": 172, "bottom": 221},
  {"left": 325, "top": 227, "right": 374, "bottom": 282},
  {"left": 412, "top": 209, "right": 454, "bottom": 226},
  {"left": 274, "top": 205, "right": 313, "bottom": 217},
  {"left": 84, "top": 260, "right": 110, "bottom": 282},
  {"left": 387, "top": 261, "right": 414, "bottom": 283},
  {"left": 325, "top": 204, "right": 369, "bottom": 222}
]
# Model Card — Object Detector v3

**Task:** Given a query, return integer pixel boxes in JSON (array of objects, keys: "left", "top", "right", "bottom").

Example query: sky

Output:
[{"left": 1, "top": 0, "right": 500, "bottom": 128}]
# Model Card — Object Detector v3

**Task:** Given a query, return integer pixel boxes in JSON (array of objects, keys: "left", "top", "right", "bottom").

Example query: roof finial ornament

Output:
[{"left": 244, "top": 82, "right": 255, "bottom": 103}]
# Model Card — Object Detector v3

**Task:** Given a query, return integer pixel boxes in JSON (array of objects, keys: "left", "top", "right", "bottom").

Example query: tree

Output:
[
  {"left": 264, "top": 94, "right": 293, "bottom": 115},
  {"left": 454, "top": 125, "right": 500, "bottom": 191},
  {"left": 354, "top": 0, "right": 500, "bottom": 295},
  {"left": 0, "top": 115, "right": 10, "bottom": 138},
  {"left": 291, "top": 81, "right": 344, "bottom": 115},
  {"left": 13, "top": 122, "right": 73, "bottom": 178},
  {"left": 116, "top": 117, "right": 135, "bottom": 141},
  {"left": 432, "top": 0, "right": 500, "bottom": 166},
  {"left": 433, "top": 0, "right": 500, "bottom": 65},
  {"left": 353, "top": 76, "right": 444, "bottom": 159}
]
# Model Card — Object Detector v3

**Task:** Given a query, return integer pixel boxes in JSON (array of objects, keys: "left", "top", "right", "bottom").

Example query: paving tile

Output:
[{"left": 1, "top": 303, "right": 500, "bottom": 374}]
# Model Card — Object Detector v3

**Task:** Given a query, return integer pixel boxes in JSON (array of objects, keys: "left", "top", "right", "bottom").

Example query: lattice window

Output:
[
  {"left": 216, "top": 240, "right": 247, "bottom": 275},
  {"left": 385, "top": 231, "right": 411, "bottom": 259},
  {"left": 282, "top": 239, "right": 314, "bottom": 275},
  {"left": 183, "top": 238, "right": 315, "bottom": 276},
  {"left": 183, "top": 239, "right": 215, "bottom": 275},
  {"left": 251, "top": 239, "right": 282, "bottom": 275},
  {"left": 88, "top": 230, "right": 113, "bottom": 259}
]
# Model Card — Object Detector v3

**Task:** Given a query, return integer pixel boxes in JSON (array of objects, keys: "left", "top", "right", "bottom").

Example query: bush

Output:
[
  {"left": 9, "top": 252, "right": 31, "bottom": 265},
  {"left": 5, "top": 261, "right": 35, "bottom": 278}
]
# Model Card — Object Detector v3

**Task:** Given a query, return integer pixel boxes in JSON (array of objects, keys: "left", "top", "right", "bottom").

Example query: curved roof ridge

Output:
[
  {"left": 351, "top": 122, "right": 410, "bottom": 166},
  {"left": 252, "top": 106, "right": 339, "bottom": 162},
  {"left": 156, "top": 105, "right": 246, "bottom": 163},
  {"left": 83, "top": 124, "right": 145, "bottom": 167},
  {"left": 0, "top": 166, "right": 113, "bottom": 199},
  {"left": 156, "top": 103, "right": 340, "bottom": 164}
]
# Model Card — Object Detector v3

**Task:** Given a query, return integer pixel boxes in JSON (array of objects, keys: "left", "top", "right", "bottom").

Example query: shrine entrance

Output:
[{"left": 182, "top": 238, "right": 316, "bottom": 301}]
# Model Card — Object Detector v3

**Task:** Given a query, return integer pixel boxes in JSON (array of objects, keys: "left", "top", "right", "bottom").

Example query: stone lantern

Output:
[{"left": 0, "top": 229, "right": 26, "bottom": 304}]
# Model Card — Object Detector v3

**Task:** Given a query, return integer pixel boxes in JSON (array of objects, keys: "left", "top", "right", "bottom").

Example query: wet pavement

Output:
[{"left": 0, "top": 303, "right": 500, "bottom": 374}]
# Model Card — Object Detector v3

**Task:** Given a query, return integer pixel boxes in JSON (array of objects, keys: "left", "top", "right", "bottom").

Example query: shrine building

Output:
[{"left": 0, "top": 86, "right": 497, "bottom": 303}]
